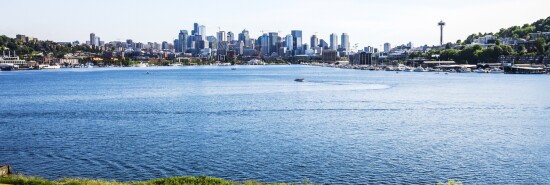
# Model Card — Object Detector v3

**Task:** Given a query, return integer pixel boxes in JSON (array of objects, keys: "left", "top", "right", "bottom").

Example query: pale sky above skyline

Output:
[{"left": 2, "top": 0, "right": 549, "bottom": 49}]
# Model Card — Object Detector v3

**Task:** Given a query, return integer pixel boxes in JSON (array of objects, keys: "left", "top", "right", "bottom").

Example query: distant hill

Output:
[{"left": 464, "top": 16, "right": 550, "bottom": 44}]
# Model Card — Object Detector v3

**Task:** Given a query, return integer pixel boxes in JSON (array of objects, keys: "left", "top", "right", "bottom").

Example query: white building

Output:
[{"left": 341, "top": 33, "right": 350, "bottom": 52}]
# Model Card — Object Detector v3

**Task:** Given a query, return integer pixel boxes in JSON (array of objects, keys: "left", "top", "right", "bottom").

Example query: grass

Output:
[{"left": 0, "top": 175, "right": 463, "bottom": 185}]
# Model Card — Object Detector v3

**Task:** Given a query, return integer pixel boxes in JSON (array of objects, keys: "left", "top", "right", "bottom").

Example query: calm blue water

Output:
[{"left": 1, "top": 65, "right": 549, "bottom": 184}]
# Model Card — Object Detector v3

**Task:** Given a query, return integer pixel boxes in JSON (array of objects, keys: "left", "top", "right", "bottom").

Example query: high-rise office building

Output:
[
  {"left": 268, "top": 32, "right": 278, "bottom": 54},
  {"left": 310, "top": 35, "right": 319, "bottom": 49},
  {"left": 162, "top": 41, "right": 169, "bottom": 50},
  {"left": 341, "top": 33, "right": 350, "bottom": 51},
  {"left": 217, "top": 31, "right": 227, "bottom": 42},
  {"left": 319, "top": 39, "right": 328, "bottom": 49},
  {"left": 238, "top": 29, "right": 250, "bottom": 48},
  {"left": 285, "top": 34, "right": 293, "bottom": 51},
  {"left": 260, "top": 34, "right": 270, "bottom": 56},
  {"left": 199, "top": 25, "right": 206, "bottom": 40},
  {"left": 178, "top": 30, "right": 188, "bottom": 52},
  {"left": 364, "top": 46, "right": 374, "bottom": 53},
  {"left": 94, "top": 37, "right": 101, "bottom": 47},
  {"left": 89, "top": 33, "right": 96, "bottom": 46},
  {"left": 383, "top": 43, "right": 391, "bottom": 53},
  {"left": 291, "top": 30, "right": 302, "bottom": 54},
  {"left": 192, "top": 23, "right": 199, "bottom": 35},
  {"left": 330, "top": 33, "right": 338, "bottom": 50},
  {"left": 227, "top": 32, "right": 235, "bottom": 42}
]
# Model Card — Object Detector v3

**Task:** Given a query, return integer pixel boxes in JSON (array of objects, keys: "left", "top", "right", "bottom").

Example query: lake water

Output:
[{"left": 1, "top": 65, "right": 549, "bottom": 184}]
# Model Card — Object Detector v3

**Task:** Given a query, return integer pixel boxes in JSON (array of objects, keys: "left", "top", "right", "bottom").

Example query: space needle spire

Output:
[{"left": 438, "top": 20, "right": 446, "bottom": 46}]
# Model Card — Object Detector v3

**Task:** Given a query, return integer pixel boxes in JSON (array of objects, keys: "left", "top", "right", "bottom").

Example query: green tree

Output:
[
  {"left": 534, "top": 37, "right": 547, "bottom": 54},
  {"left": 440, "top": 49, "right": 459, "bottom": 61}
]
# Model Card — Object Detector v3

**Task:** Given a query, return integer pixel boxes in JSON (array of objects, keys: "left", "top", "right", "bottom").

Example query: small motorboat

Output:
[
  {"left": 231, "top": 68, "right": 237, "bottom": 70},
  {"left": 294, "top": 78, "right": 304, "bottom": 82}
]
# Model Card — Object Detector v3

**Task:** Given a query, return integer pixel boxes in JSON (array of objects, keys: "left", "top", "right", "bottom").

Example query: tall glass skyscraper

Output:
[
  {"left": 268, "top": 32, "right": 278, "bottom": 55},
  {"left": 285, "top": 34, "right": 293, "bottom": 51},
  {"left": 260, "top": 34, "right": 270, "bottom": 56},
  {"left": 178, "top": 30, "right": 188, "bottom": 52},
  {"left": 89, "top": 33, "right": 96, "bottom": 46},
  {"left": 341, "top": 33, "right": 350, "bottom": 51},
  {"left": 238, "top": 30, "right": 250, "bottom": 48},
  {"left": 193, "top": 23, "right": 199, "bottom": 35},
  {"left": 198, "top": 25, "right": 206, "bottom": 40},
  {"left": 227, "top": 32, "right": 235, "bottom": 42},
  {"left": 291, "top": 30, "right": 302, "bottom": 54},
  {"left": 310, "top": 34, "right": 319, "bottom": 49},
  {"left": 217, "top": 31, "right": 227, "bottom": 42},
  {"left": 330, "top": 33, "right": 338, "bottom": 50}
]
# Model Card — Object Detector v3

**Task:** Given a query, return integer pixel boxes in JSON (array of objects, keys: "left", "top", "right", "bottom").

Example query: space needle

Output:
[{"left": 438, "top": 20, "right": 445, "bottom": 46}]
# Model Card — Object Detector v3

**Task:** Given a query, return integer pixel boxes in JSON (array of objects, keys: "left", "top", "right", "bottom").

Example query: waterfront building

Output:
[
  {"left": 322, "top": 49, "right": 337, "bottom": 63},
  {"left": 341, "top": 33, "right": 350, "bottom": 52},
  {"left": 310, "top": 35, "right": 319, "bottom": 49},
  {"left": 330, "top": 33, "right": 338, "bottom": 50},
  {"left": 356, "top": 52, "right": 373, "bottom": 65},
  {"left": 291, "top": 30, "right": 303, "bottom": 55}
]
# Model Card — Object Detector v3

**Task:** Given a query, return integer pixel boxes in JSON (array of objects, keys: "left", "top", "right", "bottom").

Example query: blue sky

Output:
[{"left": 2, "top": 0, "right": 549, "bottom": 49}]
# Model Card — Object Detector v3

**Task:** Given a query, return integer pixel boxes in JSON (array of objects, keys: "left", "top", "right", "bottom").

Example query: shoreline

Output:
[{"left": 0, "top": 174, "right": 462, "bottom": 185}]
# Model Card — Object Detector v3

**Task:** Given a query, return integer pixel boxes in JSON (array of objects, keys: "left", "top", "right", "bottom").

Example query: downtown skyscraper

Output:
[
  {"left": 291, "top": 30, "right": 302, "bottom": 54},
  {"left": 238, "top": 29, "right": 250, "bottom": 48},
  {"left": 341, "top": 33, "right": 350, "bottom": 51},
  {"left": 330, "top": 33, "right": 338, "bottom": 50},
  {"left": 310, "top": 34, "right": 319, "bottom": 49},
  {"left": 285, "top": 34, "right": 293, "bottom": 51},
  {"left": 179, "top": 30, "right": 188, "bottom": 52}
]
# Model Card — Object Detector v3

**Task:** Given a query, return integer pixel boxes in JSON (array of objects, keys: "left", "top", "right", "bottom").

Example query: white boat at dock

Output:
[
  {"left": 39, "top": 64, "right": 61, "bottom": 69},
  {"left": 473, "top": 69, "right": 487, "bottom": 73},
  {"left": 414, "top": 67, "right": 428, "bottom": 72},
  {"left": 489, "top": 68, "right": 503, "bottom": 73}
]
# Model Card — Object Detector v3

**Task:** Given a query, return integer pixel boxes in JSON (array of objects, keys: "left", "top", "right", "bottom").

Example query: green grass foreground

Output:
[{"left": 0, "top": 175, "right": 462, "bottom": 185}]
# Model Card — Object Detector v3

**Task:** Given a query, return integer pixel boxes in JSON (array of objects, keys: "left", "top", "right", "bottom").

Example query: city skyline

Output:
[{"left": 1, "top": 0, "right": 549, "bottom": 48}]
